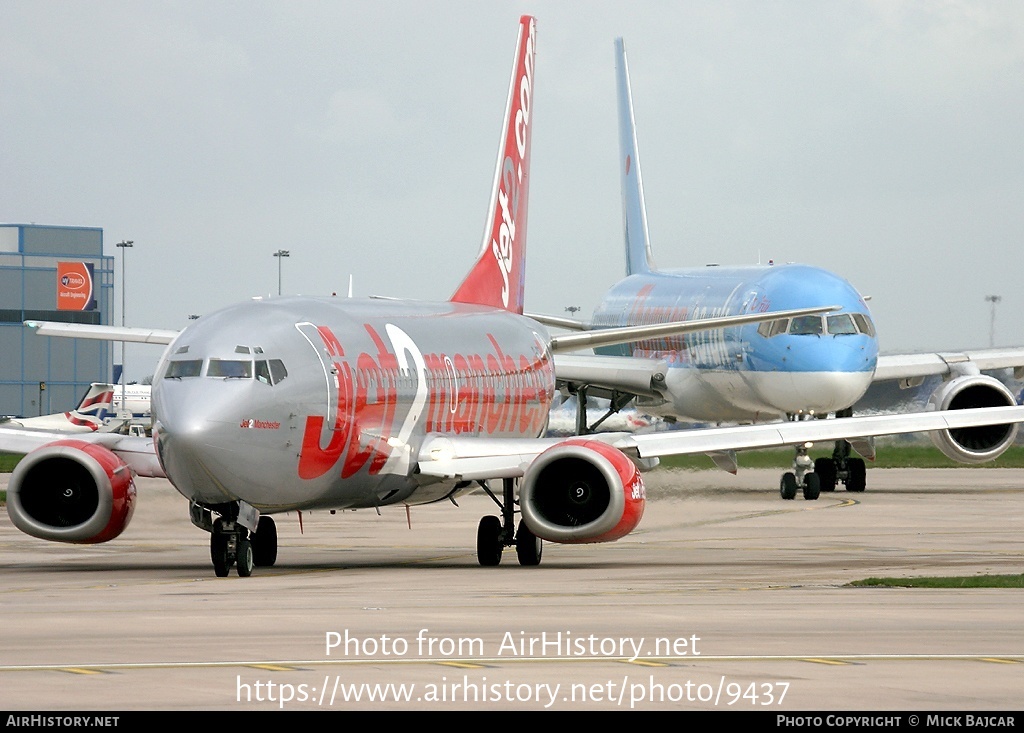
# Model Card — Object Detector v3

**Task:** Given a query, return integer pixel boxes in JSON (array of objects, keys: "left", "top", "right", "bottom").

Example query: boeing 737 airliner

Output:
[
  {"left": 4, "top": 18, "right": 1024, "bottom": 577},
  {"left": 546, "top": 38, "right": 1024, "bottom": 500}
]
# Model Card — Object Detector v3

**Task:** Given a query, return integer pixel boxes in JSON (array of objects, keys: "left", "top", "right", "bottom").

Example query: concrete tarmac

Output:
[{"left": 1, "top": 468, "right": 1022, "bottom": 711}]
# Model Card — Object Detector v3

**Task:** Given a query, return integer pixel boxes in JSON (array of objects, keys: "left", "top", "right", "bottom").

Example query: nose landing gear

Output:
[{"left": 193, "top": 502, "right": 278, "bottom": 577}]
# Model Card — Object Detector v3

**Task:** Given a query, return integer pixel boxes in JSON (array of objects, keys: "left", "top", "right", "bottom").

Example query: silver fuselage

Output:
[{"left": 152, "top": 297, "right": 554, "bottom": 512}]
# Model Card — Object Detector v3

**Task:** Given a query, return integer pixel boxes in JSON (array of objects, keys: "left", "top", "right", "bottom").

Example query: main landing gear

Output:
[
  {"left": 779, "top": 410, "right": 867, "bottom": 500},
  {"left": 476, "top": 477, "right": 542, "bottom": 567},
  {"left": 196, "top": 502, "right": 278, "bottom": 577},
  {"left": 813, "top": 438, "right": 866, "bottom": 494}
]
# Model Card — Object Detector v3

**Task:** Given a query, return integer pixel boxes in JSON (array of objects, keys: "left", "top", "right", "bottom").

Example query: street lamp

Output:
[
  {"left": 116, "top": 240, "right": 133, "bottom": 416},
  {"left": 273, "top": 249, "right": 290, "bottom": 296},
  {"left": 985, "top": 295, "right": 1002, "bottom": 348}
]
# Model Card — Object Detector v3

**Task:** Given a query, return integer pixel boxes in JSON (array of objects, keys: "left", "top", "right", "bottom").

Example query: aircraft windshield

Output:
[
  {"left": 757, "top": 313, "right": 876, "bottom": 338},
  {"left": 164, "top": 360, "right": 203, "bottom": 378},
  {"left": 207, "top": 359, "right": 253, "bottom": 379},
  {"left": 826, "top": 314, "right": 858, "bottom": 335},
  {"left": 789, "top": 316, "right": 823, "bottom": 336}
]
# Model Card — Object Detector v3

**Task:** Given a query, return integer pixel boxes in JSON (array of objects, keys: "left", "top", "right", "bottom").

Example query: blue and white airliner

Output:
[{"left": 540, "top": 38, "right": 1024, "bottom": 500}]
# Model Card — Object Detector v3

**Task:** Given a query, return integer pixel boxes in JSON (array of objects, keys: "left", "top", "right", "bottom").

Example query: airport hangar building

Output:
[{"left": 0, "top": 224, "right": 114, "bottom": 418}]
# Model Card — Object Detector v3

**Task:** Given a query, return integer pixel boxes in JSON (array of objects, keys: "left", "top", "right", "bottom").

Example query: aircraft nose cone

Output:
[{"left": 154, "top": 382, "right": 243, "bottom": 503}]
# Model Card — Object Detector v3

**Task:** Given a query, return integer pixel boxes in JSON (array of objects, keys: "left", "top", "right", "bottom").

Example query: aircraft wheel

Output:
[
  {"left": 210, "top": 519, "right": 230, "bottom": 577},
  {"left": 236, "top": 538, "right": 254, "bottom": 577},
  {"left": 847, "top": 458, "right": 866, "bottom": 492},
  {"left": 252, "top": 516, "right": 278, "bottom": 567},
  {"left": 476, "top": 516, "right": 503, "bottom": 567},
  {"left": 814, "top": 457, "right": 837, "bottom": 492},
  {"left": 515, "top": 520, "right": 542, "bottom": 567},
  {"left": 780, "top": 472, "right": 798, "bottom": 500},
  {"left": 803, "top": 472, "right": 821, "bottom": 500}
]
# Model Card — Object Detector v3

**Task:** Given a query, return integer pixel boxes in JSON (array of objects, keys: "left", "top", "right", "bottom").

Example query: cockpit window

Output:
[
  {"left": 827, "top": 314, "right": 858, "bottom": 335},
  {"left": 789, "top": 316, "right": 823, "bottom": 336},
  {"left": 208, "top": 359, "right": 253, "bottom": 379},
  {"left": 255, "top": 359, "right": 289, "bottom": 385},
  {"left": 757, "top": 318, "right": 790, "bottom": 338},
  {"left": 758, "top": 312, "right": 876, "bottom": 338},
  {"left": 852, "top": 313, "right": 875, "bottom": 337},
  {"left": 165, "top": 359, "right": 202, "bottom": 378}
]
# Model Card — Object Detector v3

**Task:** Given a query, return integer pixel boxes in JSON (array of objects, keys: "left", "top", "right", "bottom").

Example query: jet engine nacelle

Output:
[
  {"left": 927, "top": 374, "right": 1019, "bottom": 464},
  {"left": 6, "top": 440, "right": 136, "bottom": 544},
  {"left": 519, "top": 438, "right": 645, "bottom": 544}
]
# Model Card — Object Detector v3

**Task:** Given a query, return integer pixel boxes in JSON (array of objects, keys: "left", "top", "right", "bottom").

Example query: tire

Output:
[
  {"left": 515, "top": 520, "right": 542, "bottom": 567},
  {"left": 476, "top": 516, "right": 503, "bottom": 567},
  {"left": 814, "top": 457, "right": 836, "bottom": 492},
  {"left": 211, "top": 518, "right": 230, "bottom": 577},
  {"left": 780, "top": 472, "right": 798, "bottom": 500},
  {"left": 236, "top": 538, "right": 254, "bottom": 577},
  {"left": 846, "top": 458, "right": 866, "bottom": 492},
  {"left": 802, "top": 472, "right": 821, "bottom": 501},
  {"left": 252, "top": 516, "right": 278, "bottom": 567}
]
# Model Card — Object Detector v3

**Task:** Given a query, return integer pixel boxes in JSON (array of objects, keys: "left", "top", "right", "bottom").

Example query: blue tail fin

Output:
[{"left": 616, "top": 38, "right": 656, "bottom": 276}]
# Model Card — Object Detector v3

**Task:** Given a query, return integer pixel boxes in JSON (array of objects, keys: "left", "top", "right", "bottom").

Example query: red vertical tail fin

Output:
[{"left": 450, "top": 15, "right": 536, "bottom": 315}]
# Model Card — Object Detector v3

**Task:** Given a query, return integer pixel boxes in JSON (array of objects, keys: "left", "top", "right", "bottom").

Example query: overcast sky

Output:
[{"left": 3, "top": 1, "right": 1023, "bottom": 381}]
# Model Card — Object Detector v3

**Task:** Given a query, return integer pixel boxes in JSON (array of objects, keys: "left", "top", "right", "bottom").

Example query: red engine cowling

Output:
[
  {"left": 927, "top": 375, "right": 1019, "bottom": 464},
  {"left": 7, "top": 440, "right": 136, "bottom": 544},
  {"left": 519, "top": 438, "right": 645, "bottom": 544}
]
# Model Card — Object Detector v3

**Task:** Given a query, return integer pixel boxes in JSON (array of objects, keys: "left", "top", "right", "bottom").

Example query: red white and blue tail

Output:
[
  {"left": 450, "top": 15, "right": 536, "bottom": 314},
  {"left": 6, "top": 383, "right": 115, "bottom": 432},
  {"left": 64, "top": 383, "right": 116, "bottom": 430}
]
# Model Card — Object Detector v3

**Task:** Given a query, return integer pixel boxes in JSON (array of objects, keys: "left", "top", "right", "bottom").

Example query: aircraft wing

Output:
[
  {"left": 544, "top": 305, "right": 838, "bottom": 354},
  {"left": 874, "top": 349, "right": 1024, "bottom": 383},
  {"left": 416, "top": 404, "right": 1024, "bottom": 480},
  {"left": 23, "top": 320, "right": 180, "bottom": 345},
  {"left": 0, "top": 427, "right": 165, "bottom": 478},
  {"left": 524, "top": 312, "right": 589, "bottom": 331}
]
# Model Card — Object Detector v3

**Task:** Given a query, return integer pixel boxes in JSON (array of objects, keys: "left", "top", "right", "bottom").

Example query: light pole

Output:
[
  {"left": 985, "top": 295, "right": 1002, "bottom": 348},
  {"left": 273, "top": 249, "right": 290, "bottom": 295},
  {"left": 116, "top": 240, "right": 133, "bottom": 416}
]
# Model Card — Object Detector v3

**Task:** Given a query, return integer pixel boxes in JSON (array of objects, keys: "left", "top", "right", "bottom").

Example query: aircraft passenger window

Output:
[
  {"left": 269, "top": 359, "right": 288, "bottom": 384},
  {"left": 826, "top": 314, "right": 858, "bottom": 335},
  {"left": 208, "top": 359, "right": 253, "bottom": 379},
  {"left": 255, "top": 360, "right": 272, "bottom": 385},
  {"left": 789, "top": 316, "right": 823, "bottom": 335},
  {"left": 165, "top": 360, "right": 203, "bottom": 378},
  {"left": 852, "top": 313, "right": 876, "bottom": 337}
]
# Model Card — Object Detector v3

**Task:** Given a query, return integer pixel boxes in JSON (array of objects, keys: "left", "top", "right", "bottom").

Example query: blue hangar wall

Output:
[{"left": 0, "top": 224, "right": 114, "bottom": 417}]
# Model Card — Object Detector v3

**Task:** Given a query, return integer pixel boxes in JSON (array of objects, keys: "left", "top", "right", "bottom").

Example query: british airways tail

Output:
[
  {"left": 450, "top": 15, "right": 536, "bottom": 314},
  {"left": 616, "top": 38, "right": 656, "bottom": 276},
  {"left": 4, "top": 383, "right": 115, "bottom": 432}
]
